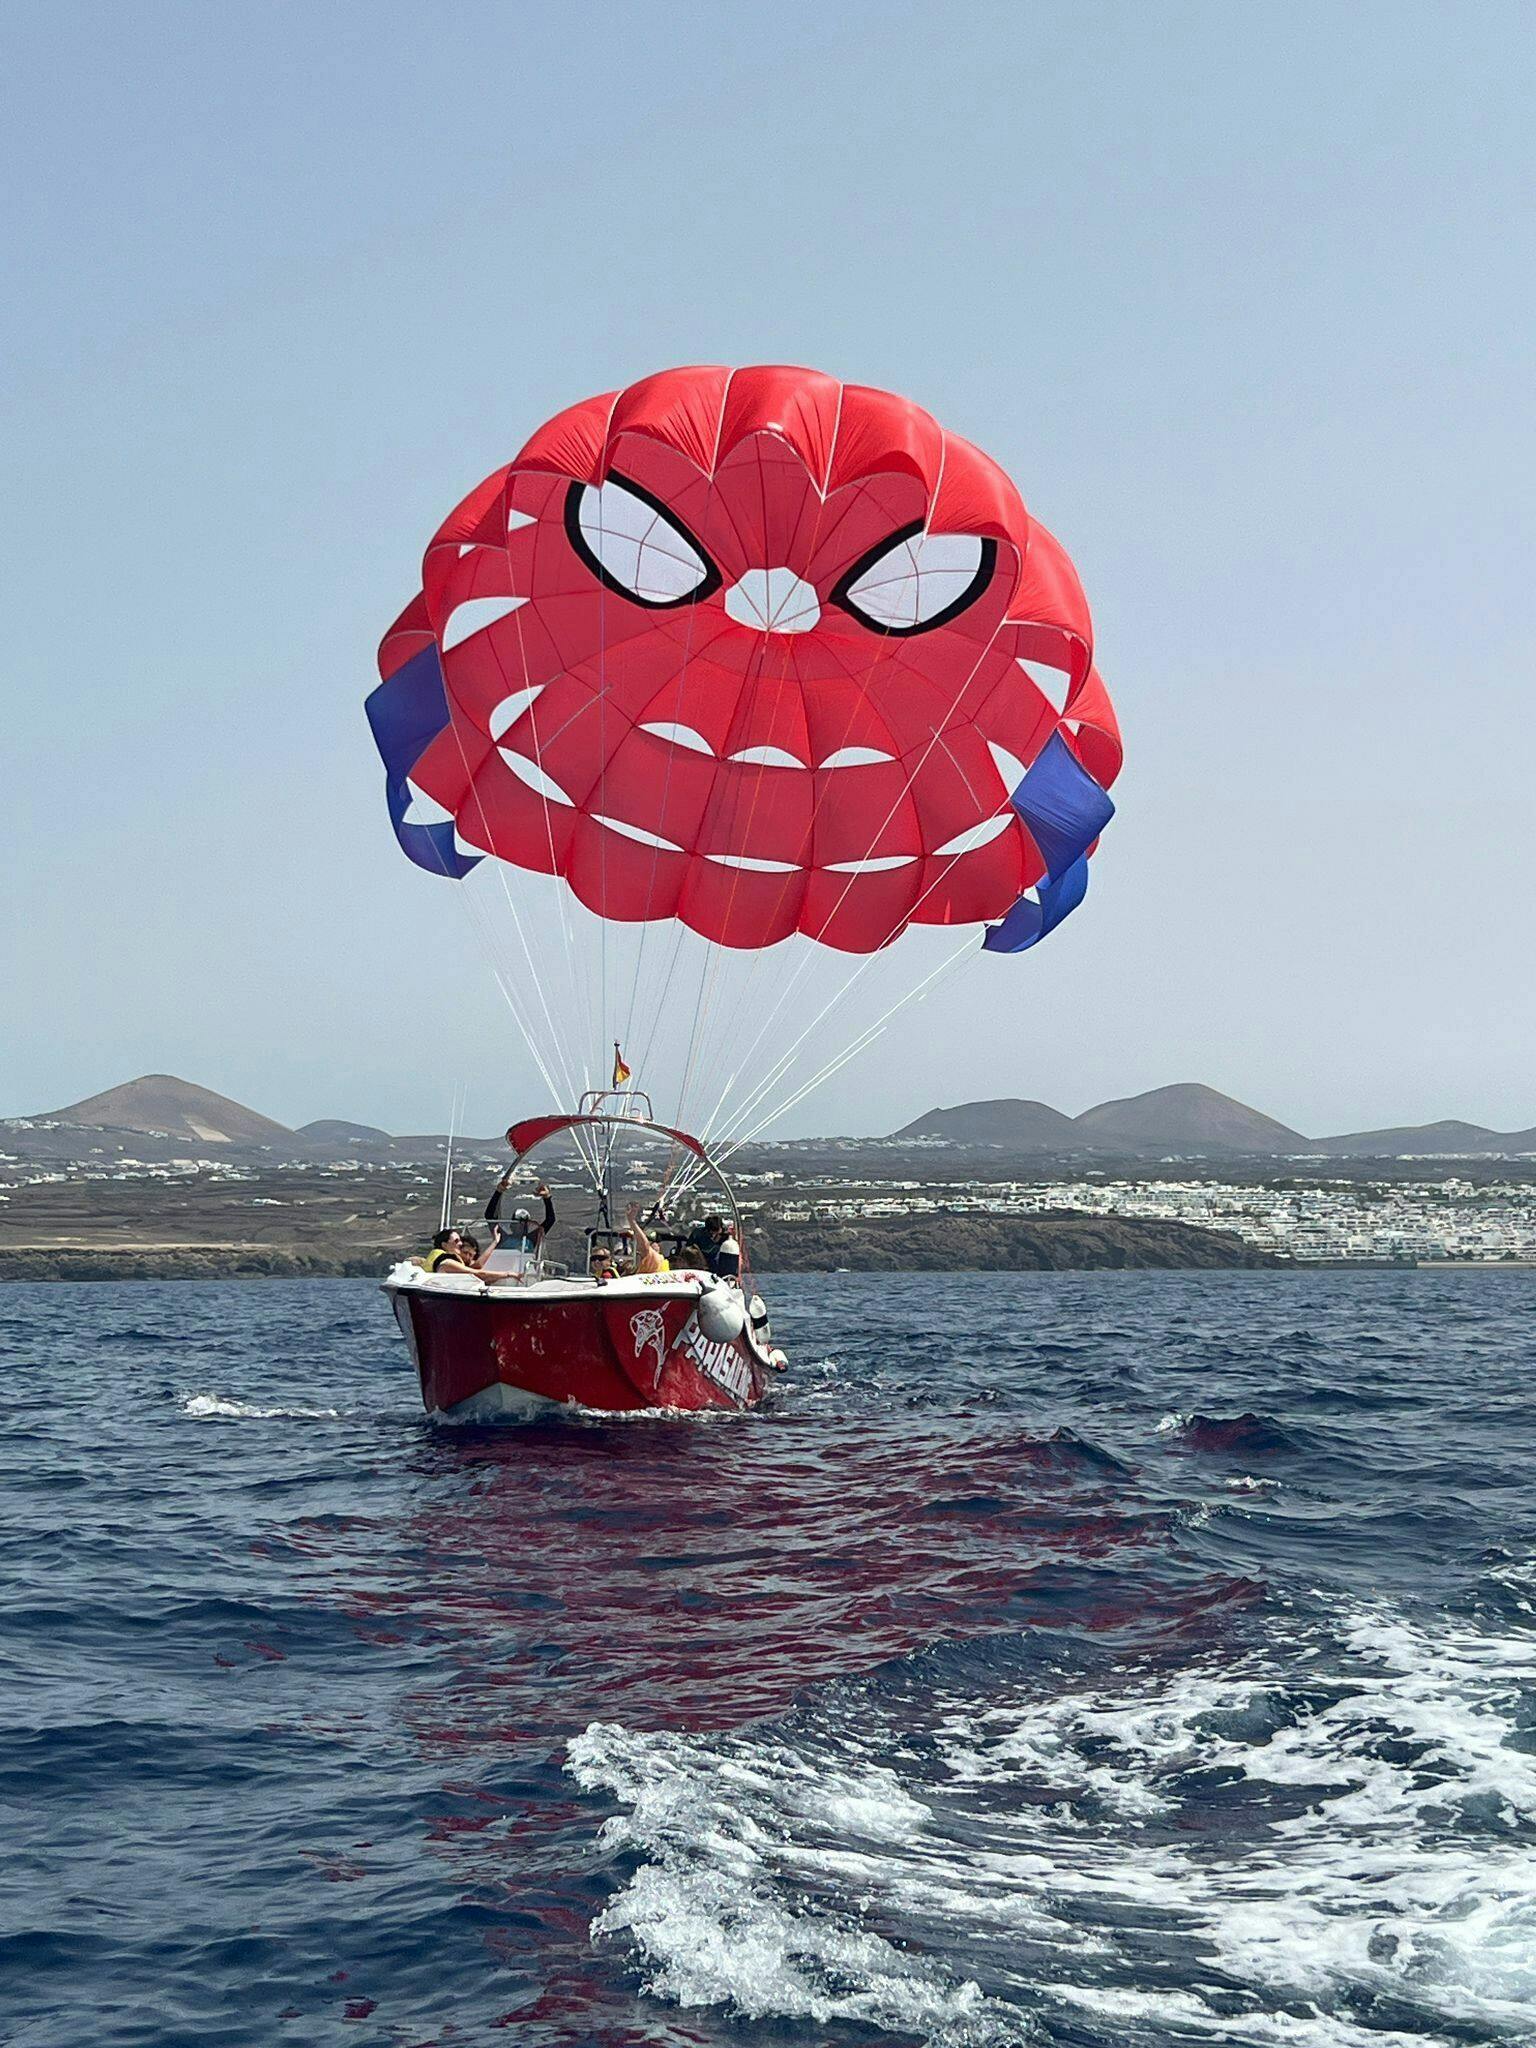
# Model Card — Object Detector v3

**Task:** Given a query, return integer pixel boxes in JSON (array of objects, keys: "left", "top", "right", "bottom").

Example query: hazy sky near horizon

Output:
[{"left": 4, "top": 1, "right": 1533, "bottom": 1140}]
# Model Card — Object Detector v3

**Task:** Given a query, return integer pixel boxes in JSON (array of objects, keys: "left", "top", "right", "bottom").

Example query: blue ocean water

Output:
[{"left": 2, "top": 1270, "right": 1535, "bottom": 2048}]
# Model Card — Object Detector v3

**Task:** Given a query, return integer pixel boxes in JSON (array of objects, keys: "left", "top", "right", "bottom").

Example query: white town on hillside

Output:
[
  {"left": 769, "top": 1174, "right": 1536, "bottom": 1265},
  {"left": 4, "top": 1144, "right": 1536, "bottom": 1265}
]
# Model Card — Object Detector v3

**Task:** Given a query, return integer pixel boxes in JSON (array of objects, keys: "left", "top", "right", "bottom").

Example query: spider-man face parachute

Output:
[{"left": 366, "top": 366, "right": 1122, "bottom": 1136}]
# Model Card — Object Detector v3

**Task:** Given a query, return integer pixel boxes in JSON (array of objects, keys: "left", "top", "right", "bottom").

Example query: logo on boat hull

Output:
[
  {"left": 629, "top": 1307, "right": 668, "bottom": 1380},
  {"left": 678, "top": 1318, "right": 754, "bottom": 1405}
]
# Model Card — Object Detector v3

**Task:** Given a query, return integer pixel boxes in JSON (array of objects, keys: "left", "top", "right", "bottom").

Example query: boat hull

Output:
[{"left": 385, "top": 1270, "right": 776, "bottom": 1418}]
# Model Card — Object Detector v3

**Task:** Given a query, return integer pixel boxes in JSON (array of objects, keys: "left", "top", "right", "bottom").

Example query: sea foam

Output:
[
  {"left": 570, "top": 1604, "right": 1536, "bottom": 2046},
  {"left": 181, "top": 1393, "right": 342, "bottom": 1421}
]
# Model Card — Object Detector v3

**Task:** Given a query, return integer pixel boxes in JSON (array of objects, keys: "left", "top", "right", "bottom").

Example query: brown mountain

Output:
[
  {"left": 1073, "top": 1082, "right": 1304, "bottom": 1153},
  {"left": 1310, "top": 1119, "right": 1536, "bottom": 1157},
  {"left": 892, "top": 1098, "right": 1082, "bottom": 1147},
  {"left": 41, "top": 1074, "right": 292, "bottom": 1146}
]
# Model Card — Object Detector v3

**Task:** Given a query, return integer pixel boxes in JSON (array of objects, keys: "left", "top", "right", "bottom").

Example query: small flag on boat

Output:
[{"left": 613, "top": 1043, "right": 632, "bottom": 1088}]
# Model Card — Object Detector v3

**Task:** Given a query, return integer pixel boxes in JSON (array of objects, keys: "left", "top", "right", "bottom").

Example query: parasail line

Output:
[
  {"left": 443, "top": 717, "right": 587, "bottom": 1115},
  {"left": 698, "top": 605, "right": 1013, "bottom": 1152},
  {"left": 431, "top": 674, "right": 601, "bottom": 1159},
  {"left": 618, "top": 373, "right": 737, "bottom": 1089},
  {"left": 703, "top": 729, "right": 1014, "bottom": 1157},
  {"left": 501, "top": 500, "right": 594, "bottom": 1100},
  {"left": 688, "top": 469, "right": 999, "bottom": 1142},
  {"left": 671, "top": 423, "right": 843, "bottom": 1131},
  {"left": 669, "top": 931, "right": 978, "bottom": 1207}
]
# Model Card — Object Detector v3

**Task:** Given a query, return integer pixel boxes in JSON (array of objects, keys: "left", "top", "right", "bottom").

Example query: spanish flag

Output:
[{"left": 612, "top": 1043, "right": 632, "bottom": 1088}]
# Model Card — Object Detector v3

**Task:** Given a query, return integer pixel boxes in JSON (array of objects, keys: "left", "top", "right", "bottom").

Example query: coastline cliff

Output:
[{"left": 0, "top": 1211, "right": 1279, "bottom": 1281}]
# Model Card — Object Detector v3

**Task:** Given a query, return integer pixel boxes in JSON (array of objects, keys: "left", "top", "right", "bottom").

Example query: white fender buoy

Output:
[{"left": 697, "top": 1281, "right": 747, "bottom": 1344}]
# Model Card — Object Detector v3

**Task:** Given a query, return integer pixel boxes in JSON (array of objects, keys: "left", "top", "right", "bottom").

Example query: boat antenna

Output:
[{"left": 439, "top": 1082, "right": 465, "bottom": 1231}]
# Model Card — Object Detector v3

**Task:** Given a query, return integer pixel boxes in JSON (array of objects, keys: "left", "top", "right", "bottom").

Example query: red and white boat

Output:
[{"left": 384, "top": 1096, "right": 786, "bottom": 1420}]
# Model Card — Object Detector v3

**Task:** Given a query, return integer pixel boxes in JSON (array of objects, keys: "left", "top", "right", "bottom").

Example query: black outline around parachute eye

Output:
[
  {"left": 832, "top": 521, "right": 996, "bottom": 636},
  {"left": 564, "top": 475, "right": 722, "bottom": 610}
]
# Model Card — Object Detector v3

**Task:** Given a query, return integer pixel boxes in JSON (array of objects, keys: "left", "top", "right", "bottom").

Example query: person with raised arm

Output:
[{"left": 485, "top": 1173, "right": 555, "bottom": 1254}]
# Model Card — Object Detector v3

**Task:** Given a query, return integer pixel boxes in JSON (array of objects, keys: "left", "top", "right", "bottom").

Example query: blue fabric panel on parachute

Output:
[
  {"left": 983, "top": 857, "right": 1090, "bottom": 954},
  {"left": 1005, "top": 732, "right": 1115, "bottom": 882},
  {"left": 364, "top": 643, "right": 481, "bottom": 880},
  {"left": 980, "top": 734, "right": 1112, "bottom": 955}
]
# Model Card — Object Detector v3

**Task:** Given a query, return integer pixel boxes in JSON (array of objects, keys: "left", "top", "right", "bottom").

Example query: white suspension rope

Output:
[
  {"left": 442, "top": 709, "right": 588, "bottom": 1115},
  {"left": 704, "top": 780, "right": 1011, "bottom": 1158},
  {"left": 703, "top": 772, "right": 997, "bottom": 1149},
  {"left": 503, "top": 553, "right": 594, "bottom": 1102},
  {"left": 618, "top": 377, "right": 736, "bottom": 1081},
  {"left": 715, "top": 930, "right": 978, "bottom": 1162},
  {"left": 667, "top": 928, "right": 979, "bottom": 1212},
  {"left": 698, "top": 604, "right": 1010, "bottom": 1148}
]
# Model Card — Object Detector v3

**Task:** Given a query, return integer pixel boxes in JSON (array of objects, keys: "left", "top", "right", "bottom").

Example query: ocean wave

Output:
[
  {"left": 569, "top": 1604, "right": 1536, "bottom": 2045},
  {"left": 1157, "top": 1410, "right": 1303, "bottom": 1456},
  {"left": 181, "top": 1393, "right": 342, "bottom": 1421},
  {"left": 13, "top": 1267, "right": 1536, "bottom": 2047},
  {"left": 569, "top": 1722, "right": 1016, "bottom": 2043}
]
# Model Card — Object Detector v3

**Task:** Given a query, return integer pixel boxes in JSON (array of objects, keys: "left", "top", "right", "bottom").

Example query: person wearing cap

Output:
[
  {"left": 484, "top": 1173, "right": 555, "bottom": 1253},
  {"left": 680, "top": 1213, "right": 741, "bottom": 1280}
]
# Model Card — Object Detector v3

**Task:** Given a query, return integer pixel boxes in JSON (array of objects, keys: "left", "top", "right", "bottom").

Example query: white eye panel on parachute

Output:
[
  {"left": 567, "top": 477, "right": 719, "bottom": 608},
  {"left": 834, "top": 528, "right": 994, "bottom": 635}
]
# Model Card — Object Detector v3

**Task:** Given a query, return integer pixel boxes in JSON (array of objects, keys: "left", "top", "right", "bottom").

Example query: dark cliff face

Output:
[
  {"left": 0, "top": 1214, "right": 1278, "bottom": 1281},
  {"left": 748, "top": 1212, "right": 1281, "bottom": 1273},
  {"left": 0, "top": 1246, "right": 402, "bottom": 1282}
]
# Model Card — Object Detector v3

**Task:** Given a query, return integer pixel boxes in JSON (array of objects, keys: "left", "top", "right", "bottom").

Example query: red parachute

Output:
[{"left": 368, "top": 365, "right": 1121, "bottom": 958}]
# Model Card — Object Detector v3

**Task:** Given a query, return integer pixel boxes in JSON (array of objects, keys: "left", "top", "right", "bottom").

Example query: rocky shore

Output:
[
  {"left": 0, "top": 1212, "right": 1279, "bottom": 1281},
  {"left": 0, "top": 1246, "right": 396, "bottom": 1282},
  {"left": 752, "top": 1211, "right": 1282, "bottom": 1272}
]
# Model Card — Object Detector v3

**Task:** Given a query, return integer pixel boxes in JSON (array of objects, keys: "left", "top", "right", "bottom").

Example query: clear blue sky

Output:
[{"left": 4, "top": 1, "right": 1533, "bottom": 1138}]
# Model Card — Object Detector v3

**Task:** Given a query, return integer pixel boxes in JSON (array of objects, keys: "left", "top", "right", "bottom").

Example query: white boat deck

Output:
[{"left": 383, "top": 1259, "right": 709, "bottom": 1305}]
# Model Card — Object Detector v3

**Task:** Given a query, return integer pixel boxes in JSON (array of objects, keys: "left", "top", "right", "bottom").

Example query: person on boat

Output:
[
  {"left": 419, "top": 1228, "right": 476, "bottom": 1274},
  {"left": 681, "top": 1214, "right": 741, "bottom": 1280},
  {"left": 626, "top": 1205, "right": 670, "bottom": 1275},
  {"left": 485, "top": 1173, "right": 555, "bottom": 1253},
  {"left": 588, "top": 1242, "right": 619, "bottom": 1283},
  {"left": 419, "top": 1228, "right": 511, "bottom": 1281}
]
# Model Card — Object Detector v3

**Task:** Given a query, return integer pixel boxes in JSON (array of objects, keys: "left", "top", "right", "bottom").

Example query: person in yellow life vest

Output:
[
  {"left": 418, "top": 1228, "right": 465, "bottom": 1272},
  {"left": 625, "top": 1205, "right": 670, "bottom": 1275},
  {"left": 419, "top": 1227, "right": 511, "bottom": 1281}
]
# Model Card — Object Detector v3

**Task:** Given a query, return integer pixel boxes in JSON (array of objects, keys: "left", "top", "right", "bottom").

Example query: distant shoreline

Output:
[
  {"left": 0, "top": 1228, "right": 1531, "bottom": 1277},
  {"left": 4, "top": 1252, "right": 1535, "bottom": 1283}
]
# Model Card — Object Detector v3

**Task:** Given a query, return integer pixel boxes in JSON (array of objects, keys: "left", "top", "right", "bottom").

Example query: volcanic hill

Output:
[
  {"left": 1073, "top": 1082, "right": 1305, "bottom": 1153},
  {"left": 1309, "top": 1119, "right": 1536, "bottom": 1157},
  {"left": 41, "top": 1074, "right": 293, "bottom": 1146},
  {"left": 893, "top": 1098, "right": 1080, "bottom": 1148}
]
